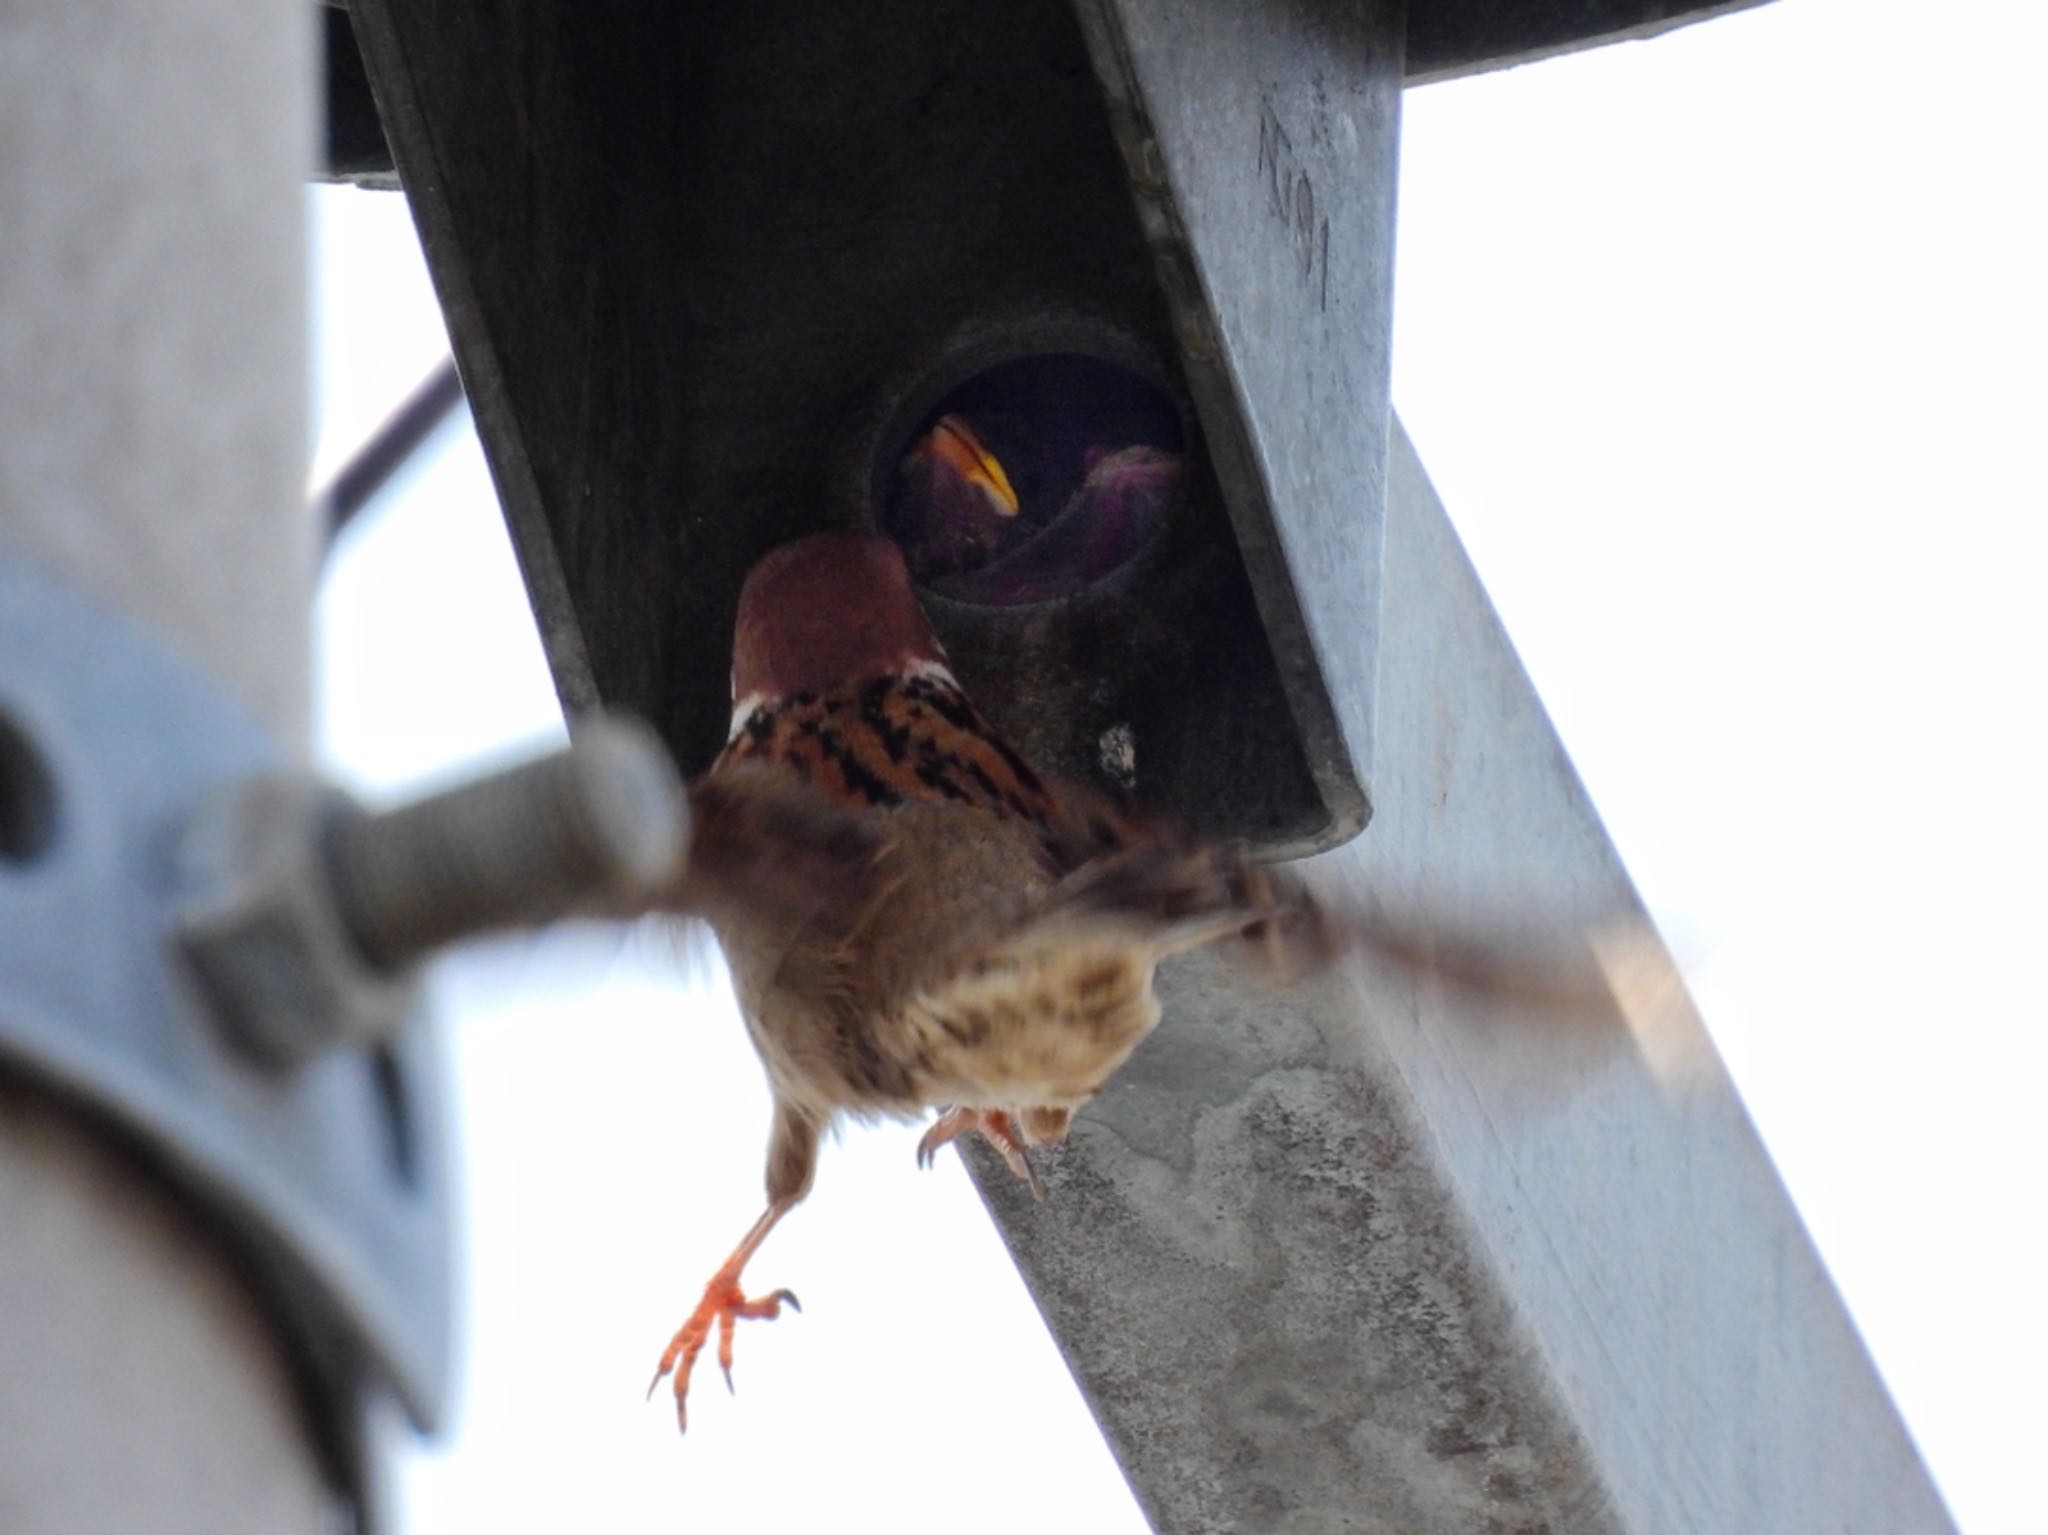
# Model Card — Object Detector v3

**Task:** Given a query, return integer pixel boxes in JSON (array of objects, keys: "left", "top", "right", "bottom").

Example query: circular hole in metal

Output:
[
  {"left": 0, "top": 708, "right": 58, "bottom": 865},
  {"left": 879, "top": 353, "right": 1186, "bottom": 607}
]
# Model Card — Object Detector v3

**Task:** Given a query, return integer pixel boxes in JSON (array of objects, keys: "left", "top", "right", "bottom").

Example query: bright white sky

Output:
[{"left": 312, "top": 2, "right": 2045, "bottom": 1529}]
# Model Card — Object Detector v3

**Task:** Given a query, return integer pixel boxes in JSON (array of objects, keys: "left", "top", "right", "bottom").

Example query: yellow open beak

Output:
[{"left": 926, "top": 414, "right": 1020, "bottom": 518}]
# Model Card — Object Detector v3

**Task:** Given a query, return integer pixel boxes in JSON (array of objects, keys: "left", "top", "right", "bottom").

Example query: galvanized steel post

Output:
[{"left": 0, "top": 5, "right": 346, "bottom": 1531}]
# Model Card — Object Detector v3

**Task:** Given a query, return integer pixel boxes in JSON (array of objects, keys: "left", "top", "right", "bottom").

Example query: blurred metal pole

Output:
[
  {"left": 0, "top": 4, "right": 344, "bottom": 1532},
  {"left": 0, "top": 8, "right": 314, "bottom": 742}
]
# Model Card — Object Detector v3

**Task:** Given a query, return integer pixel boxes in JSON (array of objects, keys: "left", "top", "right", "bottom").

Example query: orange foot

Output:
[
  {"left": 916, "top": 1107, "right": 1046, "bottom": 1199},
  {"left": 646, "top": 1203, "right": 796, "bottom": 1432}
]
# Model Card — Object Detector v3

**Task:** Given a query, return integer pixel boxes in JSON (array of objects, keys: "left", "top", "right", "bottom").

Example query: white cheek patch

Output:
[
  {"left": 727, "top": 656, "right": 954, "bottom": 741},
  {"left": 898, "top": 656, "right": 958, "bottom": 687},
  {"left": 726, "top": 690, "right": 771, "bottom": 741}
]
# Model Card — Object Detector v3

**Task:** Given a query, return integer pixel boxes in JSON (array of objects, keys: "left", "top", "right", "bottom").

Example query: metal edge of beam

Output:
[
  {"left": 1407, "top": 1, "right": 1779, "bottom": 86},
  {"left": 1064, "top": 0, "right": 1400, "bottom": 855},
  {"left": 965, "top": 416, "right": 1957, "bottom": 1533},
  {"left": 1070, "top": 0, "right": 1399, "bottom": 854}
]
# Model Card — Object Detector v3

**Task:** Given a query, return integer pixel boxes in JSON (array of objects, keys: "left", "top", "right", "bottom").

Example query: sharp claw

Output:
[
  {"left": 991, "top": 1133, "right": 1045, "bottom": 1199},
  {"left": 921, "top": 1108, "right": 1052, "bottom": 1197},
  {"left": 1005, "top": 1144, "right": 1047, "bottom": 1201},
  {"left": 775, "top": 1288, "right": 801, "bottom": 1313},
  {"left": 917, "top": 1107, "right": 959, "bottom": 1171}
]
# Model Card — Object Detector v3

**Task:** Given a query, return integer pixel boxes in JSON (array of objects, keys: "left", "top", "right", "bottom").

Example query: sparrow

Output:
[
  {"left": 648, "top": 431, "right": 1627, "bottom": 1431},
  {"left": 646, "top": 524, "right": 1335, "bottom": 1430}
]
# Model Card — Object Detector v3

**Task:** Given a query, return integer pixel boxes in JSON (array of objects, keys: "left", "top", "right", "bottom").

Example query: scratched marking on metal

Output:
[{"left": 1257, "top": 99, "right": 1331, "bottom": 311}]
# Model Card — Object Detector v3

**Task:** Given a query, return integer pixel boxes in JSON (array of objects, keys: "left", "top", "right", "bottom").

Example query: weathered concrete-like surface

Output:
[{"left": 973, "top": 419, "right": 1956, "bottom": 1534}]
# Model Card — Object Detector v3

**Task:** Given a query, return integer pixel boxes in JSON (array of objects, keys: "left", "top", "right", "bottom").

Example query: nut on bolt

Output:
[{"left": 176, "top": 714, "right": 690, "bottom": 1068}]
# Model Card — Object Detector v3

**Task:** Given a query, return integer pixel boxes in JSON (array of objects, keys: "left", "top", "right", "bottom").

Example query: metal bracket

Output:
[
  {"left": 345, "top": 0, "right": 1380, "bottom": 855},
  {"left": 0, "top": 547, "right": 452, "bottom": 1432}
]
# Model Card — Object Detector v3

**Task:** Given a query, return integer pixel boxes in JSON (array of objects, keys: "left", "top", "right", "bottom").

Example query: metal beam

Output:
[{"left": 967, "top": 418, "right": 1957, "bottom": 1533}]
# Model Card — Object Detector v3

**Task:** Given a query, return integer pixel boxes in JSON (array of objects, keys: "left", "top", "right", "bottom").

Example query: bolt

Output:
[
  {"left": 177, "top": 712, "right": 689, "bottom": 1068},
  {"left": 324, "top": 714, "right": 690, "bottom": 972}
]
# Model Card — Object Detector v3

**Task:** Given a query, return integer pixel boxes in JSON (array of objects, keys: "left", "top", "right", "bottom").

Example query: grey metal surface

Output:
[
  {"left": 0, "top": 550, "right": 455, "bottom": 1435},
  {"left": 1075, "top": 0, "right": 1403, "bottom": 850},
  {"left": 968, "top": 419, "right": 1955, "bottom": 1533}
]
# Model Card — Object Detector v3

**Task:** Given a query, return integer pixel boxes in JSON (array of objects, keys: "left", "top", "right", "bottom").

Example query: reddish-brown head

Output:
[{"left": 729, "top": 531, "right": 948, "bottom": 704}]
